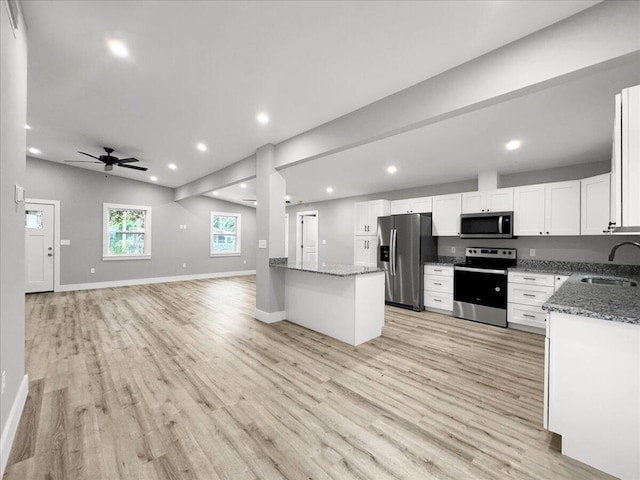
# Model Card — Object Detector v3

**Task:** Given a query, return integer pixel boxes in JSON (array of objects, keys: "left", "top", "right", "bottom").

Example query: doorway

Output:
[
  {"left": 25, "top": 199, "right": 60, "bottom": 293},
  {"left": 296, "top": 210, "right": 318, "bottom": 263}
]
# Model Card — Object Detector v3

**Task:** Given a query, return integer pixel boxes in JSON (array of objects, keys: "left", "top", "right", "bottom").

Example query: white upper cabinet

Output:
[
  {"left": 581, "top": 173, "right": 611, "bottom": 235},
  {"left": 462, "top": 188, "right": 513, "bottom": 213},
  {"left": 354, "top": 200, "right": 389, "bottom": 236},
  {"left": 432, "top": 194, "right": 462, "bottom": 236},
  {"left": 514, "top": 181, "right": 580, "bottom": 236},
  {"left": 390, "top": 197, "right": 432, "bottom": 214},
  {"left": 545, "top": 180, "right": 581, "bottom": 235},
  {"left": 611, "top": 84, "right": 640, "bottom": 232}
]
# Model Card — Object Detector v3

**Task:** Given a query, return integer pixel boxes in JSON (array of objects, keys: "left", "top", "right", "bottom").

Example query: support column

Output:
[{"left": 254, "top": 144, "right": 286, "bottom": 323}]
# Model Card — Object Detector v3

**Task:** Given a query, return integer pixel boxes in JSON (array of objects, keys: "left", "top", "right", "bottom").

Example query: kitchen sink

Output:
[{"left": 580, "top": 277, "right": 637, "bottom": 287}]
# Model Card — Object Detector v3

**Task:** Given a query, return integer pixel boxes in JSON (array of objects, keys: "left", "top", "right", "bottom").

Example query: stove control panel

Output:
[{"left": 465, "top": 247, "right": 516, "bottom": 260}]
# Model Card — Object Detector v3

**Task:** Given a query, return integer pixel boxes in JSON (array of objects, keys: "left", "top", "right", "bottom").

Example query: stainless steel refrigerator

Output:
[{"left": 377, "top": 213, "right": 438, "bottom": 311}]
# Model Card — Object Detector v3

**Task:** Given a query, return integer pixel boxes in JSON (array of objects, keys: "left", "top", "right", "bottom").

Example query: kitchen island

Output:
[{"left": 270, "top": 259, "right": 385, "bottom": 346}]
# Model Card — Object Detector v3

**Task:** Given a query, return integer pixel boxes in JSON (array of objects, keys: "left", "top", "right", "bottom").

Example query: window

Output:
[
  {"left": 103, "top": 203, "right": 151, "bottom": 260},
  {"left": 210, "top": 212, "right": 241, "bottom": 256}
]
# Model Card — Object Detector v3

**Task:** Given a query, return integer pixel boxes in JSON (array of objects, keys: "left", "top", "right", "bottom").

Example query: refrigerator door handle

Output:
[{"left": 391, "top": 229, "right": 397, "bottom": 276}]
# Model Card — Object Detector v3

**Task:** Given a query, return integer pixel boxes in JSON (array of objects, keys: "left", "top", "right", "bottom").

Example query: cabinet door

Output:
[
  {"left": 461, "top": 192, "right": 486, "bottom": 213},
  {"left": 514, "top": 185, "right": 545, "bottom": 236},
  {"left": 432, "top": 194, "right": 462, "bottom": 236},
  {"left": 366, "top": 237, "right": 379, "bottom": 266},
  {"left": 367, "top": 200, "right": 389, "bottom": 235},
  {"left": 545, "top": 180, "right": 580, "bottom": 235},
  {"left": 621, "top": 85, "right": 640, "bottom": 227},
  {"left": 354, "top": 237, "right": 373, "bottom": 266},
  {"left": 390, "top": 199, "right": 410, "bottom": 215},
  {"left": 354, "top": 202, "right": 370, "bottom": 235},
  {"left": 581, "top": 174, "right": 611, "bottom": 235},
  {"left": 486, "top": 188, "right": 514, "bottom": 212},
  {"left": 411, "top": 197, "right": 432, "bottom": 213}
]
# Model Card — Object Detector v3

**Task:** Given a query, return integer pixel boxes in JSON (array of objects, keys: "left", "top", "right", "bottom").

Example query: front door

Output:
[{"left": 25, "top": 203, "right": 55, "bottom": 293}]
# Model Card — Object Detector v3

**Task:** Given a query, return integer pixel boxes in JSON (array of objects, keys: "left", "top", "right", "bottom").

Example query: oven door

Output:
[{"left": 453, "top": 266, "right": 508, "bottom": 327}]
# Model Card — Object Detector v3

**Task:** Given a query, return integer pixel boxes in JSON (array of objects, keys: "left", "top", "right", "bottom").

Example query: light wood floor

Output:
[{"left": 5, "top": 276, "right": 613, "bottom": 480}]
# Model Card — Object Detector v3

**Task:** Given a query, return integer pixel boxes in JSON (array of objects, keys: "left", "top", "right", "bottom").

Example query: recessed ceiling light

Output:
[
  {"left": 326, "top": 187, "right": 334, "bottom": 194},
  {"left": 240, "top": 183, "right": 247, "bottom": 189},
  {"left": 28, "top": 147, "right": 41, "bottom": 155},
  {"left": 150, "top": 176, "right": 158, "bottom": 182},
  {"left": 168, "top": 163, "right": 177, "bottom": 170},
  {"left": 256, "top": 112, "right": 269, "bottom": 125},
  {"left": 506, "top": 139, "right": 521, "bottom": 151},
  {"left": 285, "top": 195, "right": 291, "bottom": 201},
  {"left": 25, "top": 124, "right": 31, "bottom": 130},
  {"left": 196, "top": 143, "right": 207, "bottom": 152},
  {"left": 107, "top": 39, "right": 129, "bottom": 58},
  {"left": 212, "top": 191, "right": 219, "bottom": 196},
  {"left": 387, "top": 165, "right": 397, "bottom": 174},
  {"left": 253, "top": 201, "right": 258, "bottom": 206}
]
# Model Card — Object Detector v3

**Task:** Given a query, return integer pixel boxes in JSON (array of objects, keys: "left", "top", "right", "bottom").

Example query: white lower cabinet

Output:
[
  {"left": 546, "top": 312, "right": 639, "bottom": 480},
  {"left": 354, "top": 236, "right": 377, "bottom": 267},
  {"left": 507, "top": 271, "right": 556, "bottom": 333},
  {"left": 424, "top": 265, "right": 453, "bottom": 313}
]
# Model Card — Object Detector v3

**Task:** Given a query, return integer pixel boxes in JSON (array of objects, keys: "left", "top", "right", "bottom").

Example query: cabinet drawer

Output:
[
  {"left": 508, "top": 283, "right": 554, "bottom": 306},
  {"left": 508, "top": 271, "right": 555, "bottom": 287},
  {"left": 508, "top": 303, "right": 547, "bottom": 329},
  {"left": 424, "top": 265, "right": 453, "bottom": 277},
  {"left": 424, "top": 291, "right": 453, "bottom": 311},
  {"left": 425, "top": 276, "right": 453, "bottom": 293}
]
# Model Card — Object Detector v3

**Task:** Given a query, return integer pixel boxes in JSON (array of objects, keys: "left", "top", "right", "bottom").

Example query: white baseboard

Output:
[
  {"left": 1, "top": 374, "right": 28, "bottom": 477},
  {"left": 254, "top": 309, "right": 286, "bottom": 323},
  {"left": 57, "top": 270, "right": 256, "bottom": 292}
]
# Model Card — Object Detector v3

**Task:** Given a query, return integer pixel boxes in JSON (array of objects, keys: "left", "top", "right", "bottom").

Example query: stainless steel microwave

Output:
[{"left": 460, "top": 212, "right": 513, "bottom": 238}]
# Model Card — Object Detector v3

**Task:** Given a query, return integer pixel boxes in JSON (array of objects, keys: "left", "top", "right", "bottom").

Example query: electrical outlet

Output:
[
  {"left": 90, "top": 267, "right": 95, "bottom": 274},
  {"left": 1, "top": 371, "right": 6, "bottom": 395},
  {"left": 451, "top": 246, "right": 456, "bottom": 254},
  {"left": 182, "top": 263, "right": 187, "bottom": 268},
  {"left": 530, "top": 249, "right": 536, "bottom": 257}
]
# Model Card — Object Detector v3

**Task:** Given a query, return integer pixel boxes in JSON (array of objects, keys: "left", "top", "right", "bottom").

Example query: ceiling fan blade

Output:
[
  {"left": 64, "top": 160, "right": 101, "bottom": 163},
  {"left": 117, "top": 163, "right": 148, "bottom": 171},
  {"left": 78, "top": 151, "right": 101, "bottom": 160},
  {"left": 117, "top": 157, "right": 139, "bottom": 163}
]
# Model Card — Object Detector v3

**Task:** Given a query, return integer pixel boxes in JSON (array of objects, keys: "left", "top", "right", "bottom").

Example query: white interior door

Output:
[
  {"left": 301, "top": 214, "right": 318, "bottom": 263},
  {"left": 25, "top": 203, "right": 55, "bottom": 293}
]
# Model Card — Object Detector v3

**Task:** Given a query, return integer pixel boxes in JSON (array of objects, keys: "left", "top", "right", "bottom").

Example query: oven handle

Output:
[{"left": 454, "top": 266, "right": 508, "bottom": 275}]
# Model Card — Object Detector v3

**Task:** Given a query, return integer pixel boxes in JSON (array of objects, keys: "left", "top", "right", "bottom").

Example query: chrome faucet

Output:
[{"left": 608, "top": 241, "right": 640, "bottom": 261}]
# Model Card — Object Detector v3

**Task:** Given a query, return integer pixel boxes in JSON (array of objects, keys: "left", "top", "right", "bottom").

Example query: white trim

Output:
[
  {"left": 25, "top": 198, "right": 60, "bottom": 292},
  {"left": 103, "top": 203, "right": 152, "bottom": 258},
  {"left": 210, "top": 211, "right": 242, "bottom": 256},
  {"left": 1, "top": 374, "right": 28, "bottom": 477},
  {"left": 56, "top": 269, "right": 256, "bottom": 292},
  {"left": 295, "top": 210, "right": 319, "bottom": 263},
  {"left": 254, "top": 309, "right": 286, "bottom": 324}
]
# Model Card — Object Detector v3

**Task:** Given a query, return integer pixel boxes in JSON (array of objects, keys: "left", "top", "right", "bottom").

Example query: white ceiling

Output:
[{"left": 23, "top": 0, "right": 600, "bottom": 190}]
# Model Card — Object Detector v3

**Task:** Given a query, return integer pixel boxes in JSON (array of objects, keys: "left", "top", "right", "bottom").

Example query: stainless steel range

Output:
[{"left": 453, "top": 247, "right": 517, "bottom": 327}]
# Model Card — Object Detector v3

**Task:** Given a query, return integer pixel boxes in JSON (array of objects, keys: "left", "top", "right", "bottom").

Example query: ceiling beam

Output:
[{"left": 174, "top": 0, "right": 639, "bottom": 200}]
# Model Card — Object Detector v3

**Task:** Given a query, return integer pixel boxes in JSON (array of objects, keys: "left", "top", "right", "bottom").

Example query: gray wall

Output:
[
  {"left": 1, "top": 2, "right": 27, "bottom": 446},
  {"left": 26, "top": 158, "right": 257, "bottom": 285},
  {"left": 285, "top": 162, "right": 640, "bottom": 266}
]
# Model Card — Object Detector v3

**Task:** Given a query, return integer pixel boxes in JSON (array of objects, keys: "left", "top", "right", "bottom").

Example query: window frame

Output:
[
  {"left": 103, "top": 203, "right": 152, "bottom": 261},
  {"left": 210, "top": 211, "right": 241, "bottom": 257}
]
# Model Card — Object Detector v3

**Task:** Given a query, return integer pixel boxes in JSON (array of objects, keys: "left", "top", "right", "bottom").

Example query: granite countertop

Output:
[
  {"left": 424, "top": 261, "right": 455, "bottom": 267},
  {"left": 543, "top": 273, "right": 640, "bottom": 325},
  {"left": 270, "top": 259, "right": 383, "bottom": 277}
]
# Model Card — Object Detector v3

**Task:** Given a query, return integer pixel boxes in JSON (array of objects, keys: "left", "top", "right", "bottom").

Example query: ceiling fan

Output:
[{"left": 65, "top": 147, "right": 147, "bottom": 172}]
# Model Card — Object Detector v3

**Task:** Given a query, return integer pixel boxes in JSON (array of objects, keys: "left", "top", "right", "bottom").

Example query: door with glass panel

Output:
[{"left": 25, "top": 203, "right": 55, "bottom": 292}]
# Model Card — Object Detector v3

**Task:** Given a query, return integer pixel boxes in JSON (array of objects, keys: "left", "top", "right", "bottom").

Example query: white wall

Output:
[
  {"left": 26, "top": 158, "right": 257, "bottom": 286},
  {"left": 0, "top": 0, "right": 28, "bottom": 468}
]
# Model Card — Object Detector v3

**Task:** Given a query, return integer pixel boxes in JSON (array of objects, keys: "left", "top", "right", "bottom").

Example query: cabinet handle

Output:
[
  {"left": 523, "top": 277, "right": 537, "bottom": 281},
  {"left": 523, "top": 293, "right": 536, "bottom": 297},
  {"left": 433, "top": 282, "right": 442, "bottom": 285},
  {"left": 434, "top": 298, "right": 442, "bottom": 302},
  {"left": 434, "top": 269, "right": 442, "bottom": 272},
  {"left": 546, "top": 231, "right": 549, "bottom": 235},
  {"left": 539, "top": 232, "right": 543, "bottom": 235},
  {"left": 523, "top": 314, "right": 536, "bottom": 319}
]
